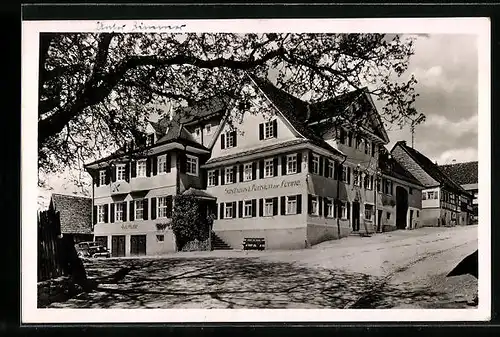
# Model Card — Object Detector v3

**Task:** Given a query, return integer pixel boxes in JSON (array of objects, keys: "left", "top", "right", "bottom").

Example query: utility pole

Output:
[{"left": 411, "top": 124, "right": 415, "bottom": 148}]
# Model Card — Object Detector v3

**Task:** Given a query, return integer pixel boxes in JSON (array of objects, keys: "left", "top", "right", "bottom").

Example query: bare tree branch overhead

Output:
[{"left": 38, "top": 32, "right": 424, "bottom": 180}]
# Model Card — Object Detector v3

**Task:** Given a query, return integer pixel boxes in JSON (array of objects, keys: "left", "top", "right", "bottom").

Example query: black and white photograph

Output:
[{"left": 22, "top": 17, "right": 490, "bottom": 322}]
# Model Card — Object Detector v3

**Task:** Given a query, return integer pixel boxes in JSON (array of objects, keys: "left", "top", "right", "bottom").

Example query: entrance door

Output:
[
  {"left": 396, "top": 186, "right": 409, "bottom": 230},
  {"left": 409, "top": 210, "right": 414, "bottom": 229},
  {"left": 377, "top": 210, "right": 383, "bottom": 232},
  {"left": 111, "top": 235, "right": 126, "bottom": 257},
  {"left": 130, "top": 235, "right": 147, "bottom": 256},
  {"left": 352, "top": 201, "right": 360, "bottom": 232}
]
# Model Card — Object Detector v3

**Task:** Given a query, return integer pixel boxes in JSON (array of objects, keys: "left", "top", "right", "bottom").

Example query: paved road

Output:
[{"left": 48, "top": 225, "right": 478, "bottom": 309}]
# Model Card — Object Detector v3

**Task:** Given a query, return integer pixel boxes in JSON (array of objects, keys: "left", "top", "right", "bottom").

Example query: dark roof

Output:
[
  {"left": 392, "top": 141, "right": 467, "bottom": 194},
  {"left": 50, "top": 194, "right": 92, "bottom": 234},
  {"left": 171, "top": 95, "right": 230, "bottom": 125},
  {"left": 378, "top": 148, "right": 422, "bottom": 186},
  {"left": 439, "top": 161, "right": 478, "bottom": 185},
  {"left": 249, "top": 75, "right": 344, "bottom": 159},
  {"left": 182, "top": 188, "right": 217, "bottom": 200},
  {"left": 149, "top": 120, "right": 169, "bottom": 135}
]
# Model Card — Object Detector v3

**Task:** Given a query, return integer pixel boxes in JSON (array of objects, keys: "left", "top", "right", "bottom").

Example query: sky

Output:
[{"left": 38, "top": 33, "right": 479, "bottom": 208}]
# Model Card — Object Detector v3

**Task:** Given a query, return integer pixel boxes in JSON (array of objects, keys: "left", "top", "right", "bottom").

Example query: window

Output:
[
  {"left": 135, "top": 200, "right": 144, "bottom": 220},
  {"left": 186, "top": 155, "right": 198, "bottom": 176},
  {"left": 286, "top": 196, "right": 297, "bottom": 215},
  {"left": 417, "top": 210, "right": 420, "bottom": 217},
  {"left": 387, "top": 212, "right": 391, "bottom": 220},
  {"left": 385, "top": 179, "right": 393, "bottom": 195},
  {"left": 205, "top": 124, "right": 212, "bottom": 135},
  {"left": 97, "top": 205, "right": 106, "bottom": 223},
  {"left": 156, "top": 235, "right": 164, "bottom": 242},
  {"left": 326, "top": 198, "right": 334, "bottom": 217},
  {"left": 195, "top": 127, "right": 201, "bottom": 137},
  {"left": 244, "top": 200, "right": 253, "bottom": 217},
  {"left": 99, "top": 170, "right": 106, "bottom": 185},
  {"left": 353, "top": 170, "right": 361, "bottom": 187},
  {"left": 434, "top": 191, "right": 439, "bottom": 200},
  {"left": 158, "top": 196, "right": 169, "bottom": 218},
  {"left": 328, "top": 160, "right": 334, "bottom": 178},
  {"left": 117, "top": 164, "right": 126, "bottom": 181},
  {"left": 115, "top": 203, "right": 124, "bottom": 222},
  {"left": 342, "top": 166, "right": 349, "bottom": 183},
  {"left": 244, "top": 163, "right": 253, "bottom": 181},
  {"left": 264, "top": 198, "right": 274, "bottom": 217},
  {"left": 452, "top": 212, "right": 456, "bottom": 219},
  {"left": 264, "top": 120, "right": 275, "bottom": 139},
  {"left": 226, "top": 131, "right": 235, "bottom": 148},
  {"left": 365, "top": 141, "right": 371, "bottom": 155},
  {"left": 264, "top": 159, "right": 274, "bottom": 178},
  {"left": 365, "top": 204, "right": 373, "bottom": 220},
  {"left": 225, "top": 202, "right": 234, "bottom": 219},
  {"left": 208, "top": 170, "right": 216, "bottom": 187},
  {"left": 311, "top": 196, "right": 319, "bottom": 215},
  {"left": 428, "top": 191, "right": 435, "bottom": 199},
  {"left": 422, "top": 192, "right": 427, "bottom": 200},
  {"left": 137, "top": 160, "right": 146, "bottom": 177},
  {"left": 225, "top": 167, "right": 235, "bottom": 184},
  {"left": 341, "top": 201, "right": 348, "bottom": 219},
  {"left": 312, "top": 154, "right": 320, "bottom": 175},
  {"left": 365, "top": 174, "right": 373, "bottom": 190},
  {"left": 146, "top": 133, "right": 155, "bottom": 146},
  {"left": 287, "top": 154, "right": 297, "bottom": 174},
  {"left": 158, "top": 155, "right": 167, "bottom": 174}
]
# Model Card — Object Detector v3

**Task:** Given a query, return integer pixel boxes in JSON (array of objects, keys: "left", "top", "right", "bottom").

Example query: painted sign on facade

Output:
[{"left": 224, "top": 179, "right": 302, "bottom": 195}]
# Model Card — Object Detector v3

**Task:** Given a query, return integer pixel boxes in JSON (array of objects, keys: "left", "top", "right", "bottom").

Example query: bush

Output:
[{"left": 171, "top": 195, "right": 210, "bottom": 251}]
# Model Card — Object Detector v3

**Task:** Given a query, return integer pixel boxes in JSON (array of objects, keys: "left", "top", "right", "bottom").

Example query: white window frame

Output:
[
  {"left": 287, "top": 154, "right": 297, "bottom": 174},
  {"left": 341, "top": 201, "right": 348, "bottom": 219},
  {"left": 225, "top": 167, "right": 234, "bottom": 184},
  {"left": 264, "top": 120, "right": 275, "bottom": 139},
  {"left": 365, "top": 140, "right": 371, "bottom": 155},
  {"left": 428, "top": 191, "right": 435, "bottom": 199},
  {"left": 353, "top": 170, "right": 361, "bottom": 187},
  {"left": 342, "top": 166, "right": 349, "bottom": 183},
  {"left": 157, "top": 196, "right": 169, "bottom": 218},
  {"left": 205, "top": 124, "right": 212, "bottom": 135},
  {"left": 264, "top": 198, "right": 274, "bottom": 217},
  {"left": 224, "top": 202, "right": 233, "bottom": 219},
  {"left": 207, "top": 170, "right": 216, "bottom": 187},
  {"left": 99, "top": 170, "right": 106, "bottom": 185},
  {"left": 264, "top": 159, "right": 274, "bottom": 178},
  {"left": 146, "top": 133, "right": 155, "bottom": 147},
  {"left": 422, "top": 192, "right": 427, "bottom": 200},
  {"left": 136, "top": 159, "right": 147, "bottom": 177},
  {"left": 326, "top": 198, "right": 334, "bottom": 218},
  {"left": 328, "top": 161, "right": 334, "bottom": 178},
  {"left": 116, "top": 164, "right": 126, "bottom": 181},
  {"left": 312, "top": 154, "right": 320, "bottom": 175},
  {"left": 243, "top": 163, "right": 253, "bottom": 181},
  {"left": 135, "top": 200, "right": 144, "bottom": 220},
  {"left": 311, "top": 195, "right": 319, "bottom": 215},
  {"left": 244, "top": 200, "right": 253, "bottom": 218},
  {"left": 364, "top": 204, "right": 373, "bottom": 220},
  {"left": 365, "top": 174, "right": 373, "bottom": 190},
  {"left": 186, "top": 155, "right": 198, "bottom": 176},
  {"left": 97, "top": 205, "right": 106, "bottom": 223},
  {"left": 157, "top": 155, "right": 167, "bottom": 174},
  {"left": 286, "top": 195, "right": 297, "bottom": 215},
  {"left": 225, "top": 131, "right": 235, "bottom": 148},
  {"left": 115, "top": 203, "right": 124, "bottom": 222},
  {"left": 194, "top": 127, "right": 201, "bottom": 137}
]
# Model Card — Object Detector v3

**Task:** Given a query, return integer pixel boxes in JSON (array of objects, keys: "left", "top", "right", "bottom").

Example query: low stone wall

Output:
[
  {"left": 37, "top": 276, "right": 84, "bottom": 308},
  {"left": 181, "top": 238, "right": 210, "bottom": 252}
]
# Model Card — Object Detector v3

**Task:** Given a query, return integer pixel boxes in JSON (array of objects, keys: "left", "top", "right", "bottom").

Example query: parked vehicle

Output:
[{"left": 75, "top": 241, "right": 110, "bottom": 259}]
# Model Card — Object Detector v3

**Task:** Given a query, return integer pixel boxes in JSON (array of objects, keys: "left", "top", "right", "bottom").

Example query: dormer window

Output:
[
  {"left": 205, "top": 124, "right": 212, "bottom": 135},
  {"left": 146, "top": 134, "right": 155, "bottom": 147},
  {"left": 195, "top": 128, "right": 201, "bottom": 137},
  {"left": 259, "top": 120, "right": 278, "bottom": 140}
]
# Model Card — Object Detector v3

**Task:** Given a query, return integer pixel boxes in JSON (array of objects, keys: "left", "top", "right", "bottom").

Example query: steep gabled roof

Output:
[
  {"left": 439, "top": 161, "right": 478, "bottom": 186},
  {"left": 49, "top": 194, "right": 92, "bottom": 235},
  {"left": 392, "top": 141, "right": 467, "bottom": 194},
  {"left": 172, "top": 95, "right": 231, "bottom": 125},
  {"left": 378, "top": 147, "right": 422, "bottom": 186}
]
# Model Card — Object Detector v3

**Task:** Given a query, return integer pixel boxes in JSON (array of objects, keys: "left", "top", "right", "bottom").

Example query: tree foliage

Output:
[
  {"left": 170, "top": 195, "right": 210, "bottom": 250},
  {"left": 38, "top": 32, "right": 424, "bottom": 182}
]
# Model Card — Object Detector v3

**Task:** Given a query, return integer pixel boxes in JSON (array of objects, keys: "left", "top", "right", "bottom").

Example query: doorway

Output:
[
  {"left": 111, "top": 235, "right": 126, "bottom": 257},
  {"left": 396, "top": 186, "right": 409, "bottom": 230},
  {"left": 130, "top": 235, "right": 147, "bottom": 256},
  {"left": 352, "top": 201, "right": 360, "bottom": 232}
]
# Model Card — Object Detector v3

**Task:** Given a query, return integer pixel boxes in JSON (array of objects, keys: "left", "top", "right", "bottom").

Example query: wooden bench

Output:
[{"left": 243, "top": 238, "right": 265, "bottom": 251}]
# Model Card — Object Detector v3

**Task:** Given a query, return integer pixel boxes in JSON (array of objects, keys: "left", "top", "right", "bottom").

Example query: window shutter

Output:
[
  {"left": 146, "top": 158, "right": 151, "bottom": 177},
  {"left": 251, "top": 199, "right": 256, "bottom": 217},
  {"left": 272, "top": 197, "right": 278, "bottom": 216},
  {"left": 340, "top": 128, "right": 345, "bottom": 144},
  {"left": 259, "top": 160, "right": 264, "bottom": 179},
  {"left": 221, "top": 134, "right": 226, "bottom": 149},
  {"left": 347, "top": 167, "right": 351, "bottom": 184},
  {"left": 112, "top": 165, "right": 117, "bottom": 182},
  {"left": 348, "top": 131, "right": 353, "bottom": 147},
  {"left": 334, "top": 200, "right": 338, "bottom": 218},
  {"left": 105, "top": 168, "right": 111, "bottom": 184},
  {"left": 166, "top": 153, "right": 171, "bottom": 173},
  {"left": 151, "top": 198, "right": 157, "bottom": 220},
  {"left": 131, "top": 161, "right": 137, "bottom": 178},
  {"left": 324, "top": 199, "right": 329, "bottom": 217},
  {"left": 125, "top": 162, "right": 130, "bottom": 182},
  {"left": 252, "top": 162, "right": 257, "bottom": 180},
  {"left": 333, "top": 162, "right": 338, "bottom": 180},
  {"left": 220, "top": 168, "right": 225, "bottom": 185},
  {"left": 122, "top": 202, "right": 128, "bottom": 222},
  {"left": 104, "top": 204, "right": 109, "bottom": 223},
  {"left": 324, "top": 159, "right": 329, "bottom": 177},
  {"left": 179, "top": 153, "right": 186, "bottom": 174},
  {"left": 319, "top": 157, "right": 324, "bottom": 176},
  {"left": 232, "top": 131, "right": 237, "bottom": 147},
  {"left": 280, "top": 196, "right": 286, "bottom": 215},
  {"left": 282, "top": 156, "right": 287, "bottom": 175},
  {"left": 308, "top": 151, "right": 314, "bottom": 173},
  {"left": 152, "top": 157, "right": 158, "bottom": 176},
  {"left": 273, "top": 157, "right": 279, "bottom": 177},
  {"left": 166, "top": 196, "right": 173, "bottom": 218},
  {"left": 220, "top": 203, "right": 224, "bottom": 219},
  {"left": 110, "top": 203, "right": 115, "bottom": 223},
  {"left": 308, "top": 195, "right": 312, "bottom": 214},
  {"left": 232, "top": 166, "right": 237, "bottom": 183},
  {"left": 296, "top": 194, "right": 302, "bottom": 214},
  {"left": 214, "top": 169, "right": 219, "bottom": 186},
  {"left": 296, "top": 153, "right": 302, "bottom": 173},
  {"left": 259, "top": 123, "right": 264, "bottom": 140},
  {"left": 372, "top": 144, "right": 376, "bottom": 157},
  {"left": 318, "top": 197, "right": 323, "bottom": 216},
  {"left": 232, "top": 201, "right": 237, "bottom": 218},
  {"left": 238, "top": 201, "right": 243, "bottom": 218},
  {"left": 371, "top": 176, "right": 374, "bottom": 189},
  {"left": 259, "top": 199, "right": 263, "bottom": 217},
  {"left": 93, "top": 206, "right": 97, "bottom": 224},
  {"left": 95, "top": 171, "right": 100, "bottom": 187},
  {"left": 239, "top": 164, "right": 244, "bottom": 182},
  {"left": 347, "top": 202, "right": 351, "bottom": 220},
  {"left": 143, "top": 199, "right": 149, "bottom": 220},
  {"left": 212, "top": 203, "right": 218, "bottom": 220},
  {"left": 272, "top": 119, "right": 278, "bottom": 138}
]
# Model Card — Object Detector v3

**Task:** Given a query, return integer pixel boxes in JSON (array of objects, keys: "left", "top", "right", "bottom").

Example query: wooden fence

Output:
[{"left": 38, "top": 209, "right": 64, "bottom": 282}]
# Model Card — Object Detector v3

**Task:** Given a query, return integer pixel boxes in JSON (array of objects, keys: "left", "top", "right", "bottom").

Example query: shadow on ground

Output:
[{"left": 46, "top": 257, "right": 474, "bottom": 309}]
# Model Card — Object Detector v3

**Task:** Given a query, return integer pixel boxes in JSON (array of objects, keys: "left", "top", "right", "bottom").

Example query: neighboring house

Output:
[
  {"left": 439, "top": 161, "right": 478, "bottom": 223},
  {"left": 48, "top": 193, "right": 93, "bottom": 243},
  {"left": 391, "top": 141, "right": 474, "bottom": 227}
]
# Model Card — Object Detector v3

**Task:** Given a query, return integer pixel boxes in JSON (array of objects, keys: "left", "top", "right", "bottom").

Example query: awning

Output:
[{"left": 182, "top": 188, "right": 217, "bottom": 200}]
